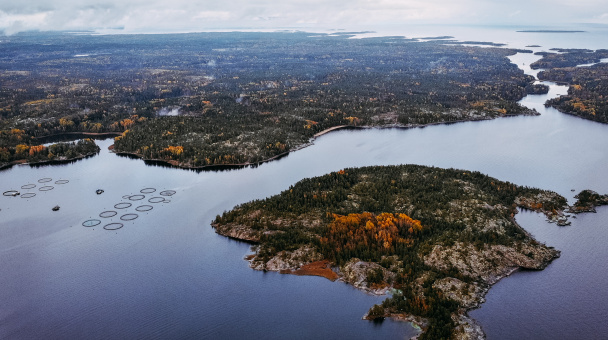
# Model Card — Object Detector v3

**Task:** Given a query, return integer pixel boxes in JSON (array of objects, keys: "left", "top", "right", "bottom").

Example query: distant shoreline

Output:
[{"left": 517, "top": 30, "right": 586, "bottom": 33}]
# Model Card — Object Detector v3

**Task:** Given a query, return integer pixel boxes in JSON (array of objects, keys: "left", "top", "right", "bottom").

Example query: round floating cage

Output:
[
  {"left": 99, "top": 211, "right": 118, "bottom": 218},
  {"left": 82, "top": 219, "right": 101, "bottom": 227},
  {"left": 55, "top": 180, "right": 69, "bottom": 185},
  {"left": 38, "top": 178, "right": 52, "bottom": 183},
  {"left": 114, "top": 202, "right": 132, "bottom": 209},
  {"left": 148, "top": 197, "right": 165, "bottom": 203},
  {"left": 21, "top": 184, "right": 36, "bottom": 189},
  {"left": 120, "top": 213, "right": 138, "bottom": 221},
  {"left": 39, "top": 186, "right": 54, "bottom": 191},
  {"left": 103, "top": 222, "right": 124, "bottom": 230},
  {"left": 129, "top": 194, "right": 145, "bottom": 201},
  {"left": 20, "top": 193, "right": 36, "bottom": 198},
  {"left": 135, "top": 205, "right": 153, "bottom": 212},
  {"left": 122, "top": 195, "right": 132, "bottom": 200},
  {"left": 159, "top": 190, "right": 176, "bottom": 197},
  {"left": 3, "top": 190, "right": 20, "bottom": 197},
  {"left": 140, "top": 188, "right": 156, "bottom": 194}
]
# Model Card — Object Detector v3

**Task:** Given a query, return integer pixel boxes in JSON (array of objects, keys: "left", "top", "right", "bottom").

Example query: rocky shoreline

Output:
[
  {"left": 212, "top": 203, "right": 561, "bottom": 340},
  {"left": 215, "top": 223, "right": 558, "bottom": 340}
]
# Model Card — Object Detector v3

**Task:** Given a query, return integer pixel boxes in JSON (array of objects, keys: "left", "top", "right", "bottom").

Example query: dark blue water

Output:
[
  {"left": 470, "top": 207, "right": 608, "bottom": 340},
  {"left": 0, "top": 143, "right": 414, "bottom": 339},
  {"left": 2, "top": 28, "right": 608, "bottom": 339}
]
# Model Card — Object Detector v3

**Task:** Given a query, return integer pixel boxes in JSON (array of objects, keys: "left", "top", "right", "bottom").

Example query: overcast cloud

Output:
[{"left": 0, "top": 0, "right": 607, "bottom": 35}]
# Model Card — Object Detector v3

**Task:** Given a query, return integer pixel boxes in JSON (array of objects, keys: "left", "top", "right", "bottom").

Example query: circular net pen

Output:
[
  {"left": 159, "top": 190, "right": 176, "bottom": 197},
  {"left": 55, "top": 180, "right": 69, "bottom": 185},
  {"left": 122, "top": 195, "right": 132, "bottom": 200},
  {"left": 21, "top": 184, "right": 36, "bottom": 189},
  {"left": 140, "top": 188, "right": 156, "bottom": 194},
  {"left": 99, "top": 211, "right": 118, "bottom": 218},
  {"left": 135, "top": 205, "right": 153, "bottom": 212},
  {"left": 114, "top": 202, "right": 132, "bottom": 209},
  {"left": 103, "top": 222, "right": 124, "bottom": 230},
  {"left": 20, "top": 193, "right": 36, "bottom": 198},
  {"left": 120, "top": 213, "right": 138, "bottom": 221},
  {"left": 38, "top": 178, "right": 52, "bottom": 183},
  {"left": 148, "top": 197, "right": 166, "bottom": 203},
  {"left": 39, "top": 186, "right": 54, "bottom": 191},
  {"left": 129, "top": 194, "right": 145, "bottom": 201},
  {"left": 3, "top": 190, "right": 20, "bottom": 197},
  {"left": 82, "top": 219, "right": 101, "bottom": 227}
]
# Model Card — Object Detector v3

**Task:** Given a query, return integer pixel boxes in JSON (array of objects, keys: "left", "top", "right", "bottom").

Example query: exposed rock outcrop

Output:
[
  {"left": 424, "top": 242, "right": 559, "bottom": 285},
  {"left": 212, "top": 222, "right": 261, "bottom": 243},
  {"left": 339, "top": 258, "right": 396, "bottom": 294},
  {"left": 250, "top": 245, "right": 323, "bottom": 271}
]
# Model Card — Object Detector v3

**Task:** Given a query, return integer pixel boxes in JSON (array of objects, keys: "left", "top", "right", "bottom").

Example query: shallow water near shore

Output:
[{"left": 1, "top": 26, "right": 608, "bottom": 339}]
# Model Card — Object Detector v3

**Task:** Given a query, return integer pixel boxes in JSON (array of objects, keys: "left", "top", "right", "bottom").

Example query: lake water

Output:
[{"left": 1, "top": 27, "right": 608, "bottom": 339}]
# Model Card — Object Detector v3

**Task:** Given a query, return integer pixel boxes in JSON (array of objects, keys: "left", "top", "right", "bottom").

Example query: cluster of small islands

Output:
[{"left": 1, "top": 31, "right": 608, "bottom": 339}]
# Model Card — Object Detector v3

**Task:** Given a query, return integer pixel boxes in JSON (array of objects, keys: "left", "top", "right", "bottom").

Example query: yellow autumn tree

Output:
[{"left": 15, "top": 144, "right": 30, "bottom": 155}]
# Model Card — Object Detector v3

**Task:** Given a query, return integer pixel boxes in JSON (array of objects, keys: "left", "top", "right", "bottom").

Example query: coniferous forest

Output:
[
  {"left": 213, "top": 164, "right": 568, "bottom": 339},
  {"left": 1, "top": 32, "right": 539, "bottom": 168}
]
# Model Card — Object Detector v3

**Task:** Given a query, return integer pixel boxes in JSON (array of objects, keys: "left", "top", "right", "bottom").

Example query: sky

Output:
[{"left": 0, "top": 0, "right": 607, "bottom": 35}]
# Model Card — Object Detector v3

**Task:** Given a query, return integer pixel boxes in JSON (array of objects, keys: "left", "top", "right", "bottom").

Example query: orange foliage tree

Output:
[
  {"left": 28, "top": 145, "right": 46, "bottom": 156},
  {"left": 320, "top": 212, "right": 425, "bottom": 262}
]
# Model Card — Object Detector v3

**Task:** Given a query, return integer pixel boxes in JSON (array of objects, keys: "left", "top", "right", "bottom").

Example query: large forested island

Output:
[
  {"left": 212, "top": 164, "right": 571, "bottom": 339},
  {"left": 1, "top": 32, "right": 539, "bottom": 169}
]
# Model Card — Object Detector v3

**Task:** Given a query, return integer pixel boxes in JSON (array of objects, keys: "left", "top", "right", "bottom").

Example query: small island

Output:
[
  {"left": 517, "top": 30, "right": 586, "bottom": 33},
  {"left": 0, "top": 137, "right": 100, "bottom": 170},
  {"left": 212, "top": 165, "right": 571, "bottom": 339},
  {"left": 570, "top": 189, "right": 608, "bottom": 213}
]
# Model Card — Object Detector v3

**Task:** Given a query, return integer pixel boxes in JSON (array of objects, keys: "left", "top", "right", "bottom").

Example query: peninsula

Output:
[
  {"left": 1, "top": 32, "right": 537, "bottom": 170},
  {"left": 0, "top": 137, "right": 99, "bottom": 169}
]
